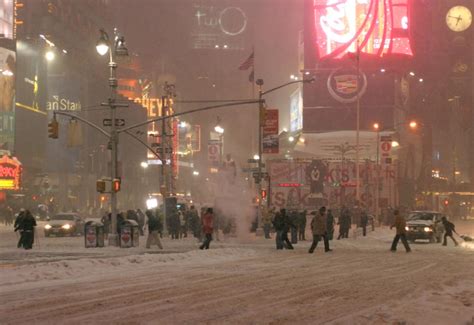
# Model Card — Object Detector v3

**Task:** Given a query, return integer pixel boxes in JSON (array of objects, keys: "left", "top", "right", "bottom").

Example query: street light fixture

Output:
[
  {"left": 409, "top": 121, "right": 418, "bottom": 129},
  {"left": 96, "top": 30, "right": 109, "bottom": 56},
  {"left": 45, "top": 49, "right": 55, "bottom": 61},
  {"left": 288, "top": 136, "right": 295, "bottom": 142}
]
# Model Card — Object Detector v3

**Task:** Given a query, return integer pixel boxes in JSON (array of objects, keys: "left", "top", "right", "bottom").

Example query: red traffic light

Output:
[
  {"left": 261, "top": 189, "right": 267, "bottom": 199},
  {"left": 443, "top": 199, "right": 449, "bottom": 206},
  {"left": 112, "top": 178, "right": 121, "bottom": 192}
]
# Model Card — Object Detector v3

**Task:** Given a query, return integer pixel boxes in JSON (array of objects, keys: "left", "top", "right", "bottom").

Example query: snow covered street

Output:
[{"left": 1, "top": 223, "right": 473, "bottom": 324}]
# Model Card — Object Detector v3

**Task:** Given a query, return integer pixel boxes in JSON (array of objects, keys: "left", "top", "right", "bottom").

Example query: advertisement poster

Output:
[
  {"left": 0, "top": 45, "right": 15, "bottom": 152},
  {"left": 268, "top": 159, "right": 396, "bottom": 210},
  {"left": 262, "top": 109, "right": 279, "bottom": 154}
]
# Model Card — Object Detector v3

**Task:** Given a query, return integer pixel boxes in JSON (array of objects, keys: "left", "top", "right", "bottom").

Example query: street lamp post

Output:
[
  {"left": 255, "top": 77, "right": 315, "bottom": 231},
  {"left": 96, "top": 28, "right": 128, "bottom": 246},
  {"left": 372, "top": 123, "right": 380, "bottom": 221}
]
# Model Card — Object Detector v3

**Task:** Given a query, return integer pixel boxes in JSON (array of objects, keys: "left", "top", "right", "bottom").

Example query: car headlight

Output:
[
  {"left": 405, "top": 226, "right": 409, "bottom": 231},
  {"left": 62, "top": 224, "right": 71, "bottom": 230},
  {"left": 423, "top": 227, "right": 432, "bottom": 232},
  {"left": 44, "top": 224, "right": 52, "bottom": 230}
]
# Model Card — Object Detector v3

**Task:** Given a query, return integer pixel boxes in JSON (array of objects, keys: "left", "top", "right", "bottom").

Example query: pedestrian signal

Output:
[
  {"left": 112, "top": 178, "right": 121, "bottom": 192},
  {"left": 96, "top": 180, "right": 106, "bottom": 193},
  {"left": 48, "top": 117, "right": 59, "bottom": 139}
]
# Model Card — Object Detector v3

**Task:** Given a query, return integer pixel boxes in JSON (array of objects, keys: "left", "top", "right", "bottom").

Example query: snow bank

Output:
[{"left": 0, "top": 248, "right": 258, "bottom": 288}]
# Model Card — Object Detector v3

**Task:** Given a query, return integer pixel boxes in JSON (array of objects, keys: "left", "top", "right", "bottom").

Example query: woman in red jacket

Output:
[{"left": 199, "top": 208, "right": 214, "bottom": 250}]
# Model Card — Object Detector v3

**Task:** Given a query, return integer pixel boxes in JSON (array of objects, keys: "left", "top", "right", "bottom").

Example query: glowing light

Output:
[
  {"left": 179, "top": 121, "right": 187, "bottom": 128},
  {"left": 140, "top": 161, "right": 149, "bottom": 169},
  {"left": 146, "top": 198, "right": 158, "bottom": 209},
  {"left": 214, "top": 125, "right": 224, "bottom": 134},
  {"left": 409, "top": 71, "right": 415, "bottom": 76},
  {"left": 373, "top": 123, "right": 380, "bottom": 130},
  {"left": 409, "top": 121, "right": 418, "bottom": 129},
  {"left": 314, "top": 0, "right": 413, "bottom": 59},
  {"left": 299, "top": 137, "right": 306, "bottom": 143},
  {"left": 380, "top": 68, "right": 386, "bottom": 73},
  {"left": 45, "top": 50, "right": 55, "bottom": 61},
  {"left": 419, "top": 78, "right": 424, "bottom": 83},
  {"left": 253, "top": 154, "right": 260, "bottom": 160},
  {"left": 288, "top": 136, "right": 295, "bottom": 142},
  {"left": 193, "top": 170, "right": 200, "bottom": 176},
  {"left": 391, "top": 141, "right": 400, "bottom": 148},
  {"left": 96, "top": 43, "right": 109, "bottom": 56}
]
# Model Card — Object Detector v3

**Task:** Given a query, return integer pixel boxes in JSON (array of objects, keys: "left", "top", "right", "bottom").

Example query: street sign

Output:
[
  {"left": 242, "top": 167, "right": 260, "bottom": 173},
  {"left": 103, "top": 119, "right": 125, "bottom": 127},
  {"left": 252, "top": 172, "right": 269, "bottom": 178}
]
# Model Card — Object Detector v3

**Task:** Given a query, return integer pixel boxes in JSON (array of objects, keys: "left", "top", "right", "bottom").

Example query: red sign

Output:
[
  {"left": 263, "top": 109, "right": 279, "bottom": 154},
  {"left": 381, "top": 142, "right": 391, "bottom": 152},
  {"left": 313, "top": 0, "right": 413, "bottom": 60},
  {"left": 0, "top": 155, "right": 22, "bottom": 191}
]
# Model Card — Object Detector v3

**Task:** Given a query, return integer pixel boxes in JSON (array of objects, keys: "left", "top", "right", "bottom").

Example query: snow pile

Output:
[
  {"left": 0, "top": 248, "right": 258, "bottom": 288},
  {"left": 335, "top": 281, "right": 474, "bottom": 325}
]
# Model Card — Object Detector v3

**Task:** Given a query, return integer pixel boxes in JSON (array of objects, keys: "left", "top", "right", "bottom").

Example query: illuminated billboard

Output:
[
  {"left": 313, "top": 0, "right": 413, "bottom": 60},
  {"left": 0, "top": 154, "right": 21, "bottom": 190}
]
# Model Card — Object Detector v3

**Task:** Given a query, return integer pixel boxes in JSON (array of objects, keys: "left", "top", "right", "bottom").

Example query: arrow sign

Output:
[{"left": 103, "top": 119, "right": 126, "bottom": 127}]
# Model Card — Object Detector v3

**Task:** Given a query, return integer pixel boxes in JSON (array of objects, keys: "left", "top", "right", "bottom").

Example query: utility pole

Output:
[
  {"left": 355, "top": 41, "right": 361, "bottom": 205},
  {"left": 256, "top": 79, "right": 264, "bottom": 232}
]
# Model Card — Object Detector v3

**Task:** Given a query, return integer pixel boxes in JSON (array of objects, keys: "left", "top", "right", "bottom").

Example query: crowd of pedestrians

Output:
[{"left": 4, "top": 201, "right": 467, "bottom": 253}]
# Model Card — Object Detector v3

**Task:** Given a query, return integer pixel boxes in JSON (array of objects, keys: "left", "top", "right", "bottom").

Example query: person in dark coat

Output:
[
  {"left": 298, "top": 210, "right": 307, "bottom": 241},
  {"left": 272, "top": 209, "right": 294, "bottom": 250},
  {"left": 289, "top": 210, "right": 299, "bottom": 244},
  {"left": 168, "top": 208, "right": 180, "bottom": 239},
  {"left": 145, "top": 210, "right": 163, "bottom": 249},
  {"left": 326, "top": 209, "right": 335, "bottom": 240},
  {"left": 390, "top": 210, "right": 411, "bottom": 252},
  {"left": 199, "top": 208, "right": 214, "bottom": 249},
  {"left": 360, "top": 210, "right": 369, "bottom": 237},
  {"left": 14, "top": 209, "right": 26, "bottom": 248},
  {"left": 137, "top": 209, "right": 145, "bottom": 236},
  {"left": 101, "top": 212, "right": 110, "bottom": 239},
  {"left": 17, "top": 210, "right": 37, "bottom": 249},
  {"left": 337, "top": 207, "right": 351, "bottom": 239},
  {"left": 441, "top": 216, "right": 458, "bottom": 246},
  {"left": 308, "top": 207, "right": 331, "bottom": 253}
]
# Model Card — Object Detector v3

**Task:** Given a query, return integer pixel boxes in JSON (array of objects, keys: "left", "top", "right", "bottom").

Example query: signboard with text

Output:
[
  {"left": 263, "top": 109, "right": 279, "bottom": 154},
  {"left": 0, "top": 154, "right": 21, "bottom": 190}
]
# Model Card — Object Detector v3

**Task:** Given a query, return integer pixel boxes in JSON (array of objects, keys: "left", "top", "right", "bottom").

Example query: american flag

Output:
[{"left": 238, "top": 52, "right": 254, "bottom": 70}]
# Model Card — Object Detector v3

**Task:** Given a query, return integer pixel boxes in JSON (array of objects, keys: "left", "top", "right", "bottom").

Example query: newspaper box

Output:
[
  {"left": 84, "top": 221, "right": 105, "bottom": 248},
  {"left": 119, "top": 219, "right": 140, "bottom": 248}
]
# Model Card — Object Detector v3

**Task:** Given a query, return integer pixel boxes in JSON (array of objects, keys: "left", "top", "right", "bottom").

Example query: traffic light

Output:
[
  {"left": 96, "top": 180, "right": 106, "bottom": 193},
  {"left": 112, "top": 178, "right": 121, "bottom": 192},
  {"left": 261, "top": 189, "right": 267, "bottom": 199},
  {"left": 48, "top": 117, "right": 59, "bottom": 139},
  {"left": 443, "top": 199, "right": 449, "bottom": 207}
]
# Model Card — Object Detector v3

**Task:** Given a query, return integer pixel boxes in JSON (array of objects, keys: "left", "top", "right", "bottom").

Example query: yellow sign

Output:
[
  {"left": 0, "top": 179, "right": 15, "bottom": 190},
  {"left": 131, "top": 97, "right": 163, "bottom": 118}
]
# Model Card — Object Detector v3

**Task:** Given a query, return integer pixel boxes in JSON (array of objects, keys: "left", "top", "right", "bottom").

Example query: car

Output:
[
  {"left": 405, "top": 211, "right": 446, "bottom": 243},
  {"left": 44, "top": 213, "right": 85, "bottom": 237}
]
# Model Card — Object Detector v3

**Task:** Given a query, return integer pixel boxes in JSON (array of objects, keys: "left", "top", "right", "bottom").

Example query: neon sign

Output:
[
  {"left": 0, "top": 155, "right": 21, "bottom": 190},
  {"left": 314, "top": 0, "right": 413, "bottom": 59}
]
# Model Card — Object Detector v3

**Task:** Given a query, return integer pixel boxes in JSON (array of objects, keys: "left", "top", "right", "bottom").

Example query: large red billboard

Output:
[{"left": 313, "top": 0, "right": 413, "bottom": 60}]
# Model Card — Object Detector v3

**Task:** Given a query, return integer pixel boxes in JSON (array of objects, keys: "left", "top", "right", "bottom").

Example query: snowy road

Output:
[{"left": 1, "top": 224, "right": 473, "bottom": 324}]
